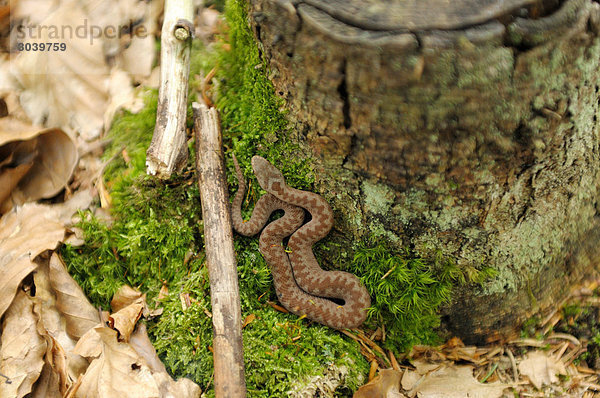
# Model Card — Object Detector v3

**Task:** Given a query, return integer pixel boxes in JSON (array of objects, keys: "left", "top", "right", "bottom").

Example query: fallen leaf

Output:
[
  {"left": 36, "top": 334, "right": 71, "bottom": 396},
  {"left": 0, "top": 190, "right": 93, "bottom": 319},
  {"left": 9, "top": 0, "right": 159, "bottom": 139},
  {"left": 242, "top": 314, "right": 256, "bottom": 329},
  {"left": 109, "top": 301, "right": 144, "bottom": 342},
  {"left": 0, "top": 162, "right": 33, "bottom": 210},
  {"left": 30, "top": 362, "right": 63, "bottom": 398},
  {"left": 517, "top": 351, "right": 567, "bottom": 389},
  {"left": 74, "top": 326, "right": 200, "bottom": 398},
  {"left": 406, "top": 365, "right": 507, "bottom": 398},
  {"left": 401, "top": 369, "right": 422, "bottom": 391},
  {"left": 116, "top": 0, "right": 163, "bottom": 81},
  {"left": 75, "top": 327, "right": 160, "bottom": 397},
  {"left": 0, "top": 290, "right": 46, "bottom": 398},
  {"left": 129, "top": 323, "right": 167, "bottom": 374},
  {"left": 157, "top": 282, "right": 169, "bottom": 300},
  {"left": 0, "top": 118, "right": 77, "bottom": 213},
  {"left": 196, "top": 7, "right": 221, "bottom": 40},
  {"left": 152, "top": 371, "right": 202, "bottom": 398},
  {"left": 411, "top": 360, "right": 442, "bottom": 375},
  {"left": 48, "top": 253, "right": 100, "bottom": 339},
  {"left": 354, "top": 369, "right": 405, "bottom": 398},
  {"left": 111, "top": 285, "right": 145, "bottom": 313},
  {"left": 72, "top": 327, "right": 103, "bottom": 360},
  {"left": 33, "top": 254, "right": 92, "bottom": 380}
]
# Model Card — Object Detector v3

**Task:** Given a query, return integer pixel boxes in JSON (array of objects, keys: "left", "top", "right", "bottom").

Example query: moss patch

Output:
[
  {"left": 63, "top": 92, "right": 204, "bottom": 309},
  {"left": 348, "top": 240, "right": 463, "bottom": 351},
  {"left": 217, "top": 0, "right": 313, "bottom": 191}
]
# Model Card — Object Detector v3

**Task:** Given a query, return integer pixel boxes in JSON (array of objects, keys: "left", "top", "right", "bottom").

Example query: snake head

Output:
[{"left": 251, "top": 156, "right": 286, "bottom": 194}]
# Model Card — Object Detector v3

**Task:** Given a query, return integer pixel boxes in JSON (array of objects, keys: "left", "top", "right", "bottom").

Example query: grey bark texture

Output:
[{"left": 246, "top": 0, "right": 600, "bottom": 342}]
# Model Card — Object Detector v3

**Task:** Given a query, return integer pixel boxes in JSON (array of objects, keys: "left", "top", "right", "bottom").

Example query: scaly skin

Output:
[{"left": 231, "top": 155, "right": 370, "bottom": 328}]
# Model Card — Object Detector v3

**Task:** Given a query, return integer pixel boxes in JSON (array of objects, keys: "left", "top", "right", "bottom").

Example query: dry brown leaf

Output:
[
  {"left": 0, "top": 118, "right": 77, "bottom": 213},
  {"left": 109, "top": 301, "right": 144, "bottom": 342},
  {"left": 10, "top": 0, "right": 159, "bottom": 140},
  {"left": 0, "top": 162, "right": 33, "bottom": 209},
  {"left": 0, "top": 290, "right": 46, "bottom": 398},
  {"left": 405, "top": 364, "right": 507, "bottom": 398},
  {"left": 129, "top": 323, "right": 167, "bottom": 374},
  {"left": 354, "top": 369, "right": 405, "bottom": 398},
  {"left": 72, "top": 326, "right": 102, "bottom": 360},
  {"left": 152, "top": 371, "right": 202, "bottom": 398},
  {"left": 242, "top": 313, "right": 256, "bottom": 329},
  {"left": 517, "top": 350, "right": 567, "bottom": 389},
  {"left": 74, "top": 326, "right": 200, "bottom": 398},
  {"left": 75, "top": 326, "right": 160, "bottom": 397},
  {"left": 400, "top": 369, "right": 422, "bottom": 391},
  {"left": 103, "top": 69, "right": 145, "bottom": 133},
  {"left": 411, "top": 360, "right": 442, "bottom": 375},
  {"left": 30, "top": 362, "right": 63, "bottom": 398},
  {"left": 48, "top": 253, "right": 100, "bottom": 339},
  {"left": 196, "top": 7, "right": 221, "bottom": 40},
  {"left": 117, "top": 0, "right": 163, "bottom": 80},
  {"left": 111, "top": 285, "right": 145, "bottom": 312},
  {"left": 0, "top": 190, "right": 93, "bottom": 319},
  {"left": 32, "top": 254, "right": 92, "bottom": 381},
  {"left": 32, "top": 333, "right": 71, "bottom": 396},
  {"left": 157, "top": 282, "right": 169, "bottom": 300}
]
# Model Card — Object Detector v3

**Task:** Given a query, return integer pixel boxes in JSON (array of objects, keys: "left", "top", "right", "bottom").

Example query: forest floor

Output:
[
  {"left": 2, "top": 0, "right": 600, "bottom": 397},
  {"left": 352, "top": 277, "right": 600, "bottom": 397}
]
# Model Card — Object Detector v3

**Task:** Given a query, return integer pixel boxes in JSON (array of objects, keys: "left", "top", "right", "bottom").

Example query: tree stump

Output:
[{"left": 246, "top": 0, "right": 600, "bottom": 343}]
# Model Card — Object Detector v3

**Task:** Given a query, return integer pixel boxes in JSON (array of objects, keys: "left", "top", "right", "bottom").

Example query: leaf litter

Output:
[
  {"left": 353, "top": 279, "right": 600, "bottom": 397},
  {"left": 0, "top": 202, "right": 200, "bottom": 397},
  {"left": 0, "top": 0, "right": 201, "bottom": 395}
]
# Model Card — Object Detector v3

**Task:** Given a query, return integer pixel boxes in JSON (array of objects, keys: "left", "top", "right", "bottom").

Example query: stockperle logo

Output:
[
  {"left": 7, "top": 4, "right": 152, "bottom": 76},
  {"left": 14, "top": 18, "right": 149, "bottom": 47}
]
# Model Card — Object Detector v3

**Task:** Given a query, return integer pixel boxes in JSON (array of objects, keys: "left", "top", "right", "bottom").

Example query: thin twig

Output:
[{"left": 506, "top": 347, "right": 519, "bottom": 383}]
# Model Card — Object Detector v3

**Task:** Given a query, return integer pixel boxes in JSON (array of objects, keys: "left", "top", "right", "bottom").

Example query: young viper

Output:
[{"left": 231, "top": 155, "right": 370, "bottom": 329}]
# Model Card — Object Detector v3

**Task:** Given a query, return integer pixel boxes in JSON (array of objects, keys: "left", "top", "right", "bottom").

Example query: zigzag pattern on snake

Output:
[{"left": 231, "top": 155, "right": 370, "bottom": 329}]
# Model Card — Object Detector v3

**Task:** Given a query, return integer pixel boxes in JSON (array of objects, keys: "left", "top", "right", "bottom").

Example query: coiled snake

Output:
[{"left": 231, "top": 155, "right": 370, "bottom": 329}]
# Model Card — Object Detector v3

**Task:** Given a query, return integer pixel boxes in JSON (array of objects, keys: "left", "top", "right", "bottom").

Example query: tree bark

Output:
[
  {"left": 246, "top": 0, "right": 600, "bottom": 342},
  {"left": 193, "top": 103, "right": 247, "bottom": 397}
]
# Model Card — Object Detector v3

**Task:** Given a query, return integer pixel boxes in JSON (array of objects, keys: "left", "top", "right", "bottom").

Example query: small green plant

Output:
[
  {"left": 562, "top": 303, "right": 583, "bottom": 319},
  {"left": 348, "top": 239, "right": 465, "bottom": 351},
  {"left": 520, "top": 316, "right": 542, "bottom": 339},
  {"left": 62, "top": 91, "right": 204, "bottom": 308}
]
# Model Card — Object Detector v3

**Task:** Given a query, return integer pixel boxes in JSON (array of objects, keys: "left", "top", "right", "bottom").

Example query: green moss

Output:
[
  {"left": 217, "top": 0, "right": 313, "bottom": 190},
  {"left": 520, "top": 316, "right": 542, "bottom": 339},
  {"left": 347, "top": 239, "right": 465, "bottom": 351},
  {"left": 61, "top": 1, "right": 369, "bottom": 396},
  {"left": 235, "top": 236, "right": 369, "bottom": 395},
  {"left": 62, "top": 91, "right": 204, "bottom": 308}
]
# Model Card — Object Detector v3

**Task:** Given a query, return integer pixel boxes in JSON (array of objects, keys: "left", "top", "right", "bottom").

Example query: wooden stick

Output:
[
  {"left": 193, "top": 103, "right": 247, "bottom": 397},
  {"left": 146, "top": 0, "right": 193, "bottom": 178}
]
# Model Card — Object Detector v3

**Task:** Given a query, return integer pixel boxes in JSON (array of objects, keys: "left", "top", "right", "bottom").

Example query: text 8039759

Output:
[{"left": 16, "top": 42, "right": 67, "bottom": 51}]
